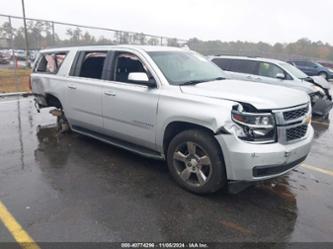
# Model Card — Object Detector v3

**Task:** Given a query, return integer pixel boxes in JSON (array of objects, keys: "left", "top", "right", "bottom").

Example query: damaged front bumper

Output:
[{"left": 311, "top": 95, "right": 333, "bottom": 117}]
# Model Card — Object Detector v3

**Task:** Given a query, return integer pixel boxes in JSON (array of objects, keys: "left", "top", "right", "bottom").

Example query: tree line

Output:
[
  {"left": 1, "top": 20, "right": 333, "bottom": 61},
  {"left": 0, "top": 20, "right": 181, "bottom": 49},
  {"left": 187, "top": 38, "right": 333, "bottom": 61}
]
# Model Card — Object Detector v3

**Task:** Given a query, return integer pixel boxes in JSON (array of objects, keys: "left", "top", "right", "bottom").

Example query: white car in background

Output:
[{"left": 210, "top": 56, "right": 332, "bottom": 118}]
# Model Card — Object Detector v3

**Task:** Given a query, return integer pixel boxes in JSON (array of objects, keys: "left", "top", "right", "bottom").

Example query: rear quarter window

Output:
[
  {"left": 34, "top": 52, "right": 68, "bottom": 74},
  {"left": 213, "top": 58, "right": 257, "bottom": 74},
  {"left": 212, "top": 58, "right": 233, "bottom": 71}
]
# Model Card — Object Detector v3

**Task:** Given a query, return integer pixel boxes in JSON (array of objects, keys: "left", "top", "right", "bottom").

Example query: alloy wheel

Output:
[{"left": 173, "top": 141, "right": 212, "bottom": 187}]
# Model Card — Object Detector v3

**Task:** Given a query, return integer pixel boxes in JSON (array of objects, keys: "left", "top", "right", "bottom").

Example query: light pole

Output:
[{"left": 21, "top": 0, "right": 30, "bottom": 67}]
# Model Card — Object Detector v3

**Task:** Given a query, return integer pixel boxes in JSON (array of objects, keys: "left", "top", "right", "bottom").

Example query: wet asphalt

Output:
[{"left": 0, "top": 95, "right": 332, "bottom": 243}]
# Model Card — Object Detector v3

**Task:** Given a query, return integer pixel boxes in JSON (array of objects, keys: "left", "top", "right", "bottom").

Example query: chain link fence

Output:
[
  {"left": 0, "top": 14, "right": 187, "bottom": 94},
  {"left": 1, "top": 14, "right": 329, "bottom": 94}
]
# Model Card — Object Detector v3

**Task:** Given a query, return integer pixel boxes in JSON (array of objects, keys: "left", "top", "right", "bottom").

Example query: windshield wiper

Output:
[
  {"left": 300, "top": 76, "right": 314, "bottom": 83},
  {"left": 180, "top": 76, "right": 226, "bottom": 86},
  {"left": 179, "top": 80, "right": 206, "bottom": 86},
  {"left": 212, "top": 76, "right": 225, "bottom": 81}
]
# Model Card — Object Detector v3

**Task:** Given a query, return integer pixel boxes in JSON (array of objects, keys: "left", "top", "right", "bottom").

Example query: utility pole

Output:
[{"left": 21, "top": 0, "right": 30, "bottom": 67}]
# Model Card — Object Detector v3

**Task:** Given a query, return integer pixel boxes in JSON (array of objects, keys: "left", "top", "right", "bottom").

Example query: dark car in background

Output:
[
  {"left": 288, "top": 60, "right": 333, "bottom": 80},
  {"left": 319, "top": 61, "right": 333, "bottom": 70}
]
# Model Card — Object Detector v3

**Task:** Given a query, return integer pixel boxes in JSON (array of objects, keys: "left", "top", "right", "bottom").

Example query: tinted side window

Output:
[
  {"left": 71, "top": 51, "right": 107, "bottom": 79},
  {"left": 212, "top": 58, "right": 233, "bottom": 71},
  {"left": 257, "top": 62, "right": 284, "bottom": 78},
  {"left": 231, "top": 60, "right": 257, "bottom": 74},
  {"left": 295, "top": 61, "right": 313, "bottom": 67},
  {"left": 293, "top": 61, "right": 303, "bottom": 66},
  {"left": 307, "top": 62, "right": 317, "bottom": 67},
  {"left": 212, "top": 58, "right": 257, "bottom": 74},
  {"left": 34, "top": 52, "right": 67, "bottom": 74}
]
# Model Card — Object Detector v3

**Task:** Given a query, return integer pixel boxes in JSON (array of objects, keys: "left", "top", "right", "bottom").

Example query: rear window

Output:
[
  {"left": 34, "top": 52, "right": 67, "bottom": 74},
  {"left": 212, "top": 58, "right": 257, "bottom": 74}
]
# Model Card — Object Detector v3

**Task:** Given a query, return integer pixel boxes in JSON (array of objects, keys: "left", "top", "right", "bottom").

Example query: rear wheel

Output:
[{"left": 167, "top": 129, "right": 227, "bottom": 194}]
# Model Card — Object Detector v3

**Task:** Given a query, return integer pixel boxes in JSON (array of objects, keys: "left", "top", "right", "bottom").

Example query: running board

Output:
[{"left": 72, "top": 125, "right": 164, "bottom": 160}]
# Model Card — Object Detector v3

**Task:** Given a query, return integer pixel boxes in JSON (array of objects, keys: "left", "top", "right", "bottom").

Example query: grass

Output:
[{"left": 0, "top": 68, "right": 31, "bottom": 93}]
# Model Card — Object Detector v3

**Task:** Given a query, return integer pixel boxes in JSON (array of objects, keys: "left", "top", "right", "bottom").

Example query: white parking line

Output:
[{"left": 302, "top": 164, "right": 333, "bottom": 177}]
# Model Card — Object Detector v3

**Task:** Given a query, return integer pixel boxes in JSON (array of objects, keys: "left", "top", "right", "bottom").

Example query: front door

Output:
[
  {"left": 101, "top": 51, "right": 159, "bottom": 150},
  {"left": 254, "top": 61, "right": 292, "bottom": 88}
]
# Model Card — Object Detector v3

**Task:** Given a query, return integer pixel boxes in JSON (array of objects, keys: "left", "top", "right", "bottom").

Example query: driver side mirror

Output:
[
  {"left": 275, "top": 73, "right": 286, "bottom": 80},
  {"left": 128, "top": 72, "right": 156, "bottom": 87}
]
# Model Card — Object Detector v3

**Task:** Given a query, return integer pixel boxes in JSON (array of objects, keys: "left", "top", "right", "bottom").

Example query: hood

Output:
[
  {"left": 278, "top": 78, "right": 316, "bottom": 94},
  {"left": 180, "top": 80, "right": 309, "bottom": 110},
  {"left": 308, "top": 76, "right": 331, "bottom": 90}
]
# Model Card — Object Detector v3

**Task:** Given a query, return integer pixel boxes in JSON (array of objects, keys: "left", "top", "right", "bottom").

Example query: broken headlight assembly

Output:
[
  {"left": 310, "top": 91, "right": 324, "bottom": 104},
  {"left": 228, "top": 105, "right": 276, "bottom": 143}
]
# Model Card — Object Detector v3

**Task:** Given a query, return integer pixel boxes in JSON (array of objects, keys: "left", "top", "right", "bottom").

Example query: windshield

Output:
[
  {"left": 148, "top": 51, "right": 225, "bottom": 85},
  {"left": 279, "top": 62, "right": 308, "bottom": 79}
]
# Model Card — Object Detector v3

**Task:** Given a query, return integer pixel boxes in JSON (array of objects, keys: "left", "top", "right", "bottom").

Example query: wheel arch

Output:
[
  {"left": 162, "top": 121, "right": 216, "bottom": 155},
  {"left": 45, "top": 93, "right": 63, "bottom": 109}
]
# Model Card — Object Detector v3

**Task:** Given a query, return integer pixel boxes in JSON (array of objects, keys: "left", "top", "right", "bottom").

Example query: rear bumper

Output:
[{"left": 215, "top": 125, "right": 314, "bottom": 181}]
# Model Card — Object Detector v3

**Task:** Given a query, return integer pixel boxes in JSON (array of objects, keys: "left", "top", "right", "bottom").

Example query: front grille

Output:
[
  {"left": 286, "top": 125, "right": 308, "bottom": 141},
  {"left": 283, "top": 106, "right": 309, "bottom": 121}
]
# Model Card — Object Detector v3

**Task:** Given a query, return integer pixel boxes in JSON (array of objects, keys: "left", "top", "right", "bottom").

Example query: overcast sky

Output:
[{"left": 1, "top": 0, "right": 333, "bottom": 44}]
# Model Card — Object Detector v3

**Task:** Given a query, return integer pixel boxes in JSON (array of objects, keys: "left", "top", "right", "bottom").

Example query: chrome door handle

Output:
[
  {"left": 68, "top": 85, "right": 77, "bottom": 90},
  {"left": 104, "top": 91, "right": 116, "bottom": 96},
  {"left": 246, "top": 76, "right": 253, "bottom": 79}
]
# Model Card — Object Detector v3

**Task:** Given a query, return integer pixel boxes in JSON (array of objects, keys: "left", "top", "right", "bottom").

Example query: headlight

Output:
[
  {"left": 312, "top": 86, "right": 325, "bottom": 95},
  {"left": 230, "top": 109, "right": 276, "bottom": 143}
]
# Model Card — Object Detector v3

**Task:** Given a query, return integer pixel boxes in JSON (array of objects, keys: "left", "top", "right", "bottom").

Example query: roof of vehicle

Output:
[
  {"left": 209, "top": 55, "right": 288, "bottom": 65},
  {"left": 288, "top": 59, "right": 313, "bottom": 62},
  {"left": 39, "top": 45, "right": 185, "bottom": 53}
]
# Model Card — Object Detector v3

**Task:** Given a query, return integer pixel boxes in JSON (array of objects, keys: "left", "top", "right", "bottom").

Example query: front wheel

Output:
[{"left": 167, "top": 129, "right": 227, "bottom": 194}]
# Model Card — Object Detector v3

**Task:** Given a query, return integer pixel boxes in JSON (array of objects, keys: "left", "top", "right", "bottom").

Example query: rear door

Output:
[
  {"left": 66, "top": 50, "right": 107, "bottom": 132},
  {"left": 101, "top": 50, "right": 159, "bottom": 150}
]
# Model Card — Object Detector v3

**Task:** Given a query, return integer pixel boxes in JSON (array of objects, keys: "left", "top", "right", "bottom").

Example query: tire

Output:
[
  {"left": 167, "top": 129, "right": 227, "bottom": 194},
  {"left": 57, "top": 113, "right": 71, "bottom": 133},
  {"left": 319, "top": 72, "right": 328, "bottom": 80}
]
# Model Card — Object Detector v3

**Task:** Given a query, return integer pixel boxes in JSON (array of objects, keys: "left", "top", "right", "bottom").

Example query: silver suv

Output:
[
  {"left": 210, "top": 56, "right": 332, "bottom": 118},
  {"left": 31, "top": 46, "right": 314, "bottom": 194}
]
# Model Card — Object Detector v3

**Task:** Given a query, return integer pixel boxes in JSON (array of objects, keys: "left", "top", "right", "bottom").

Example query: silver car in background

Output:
[{"left": 210, "top": 56, "right": 333, "bottom": 118}]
